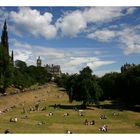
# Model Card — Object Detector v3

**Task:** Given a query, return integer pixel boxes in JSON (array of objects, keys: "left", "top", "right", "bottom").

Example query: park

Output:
[
  {"left": 0, "top": 8, "right": 140, "bottom": 134},
  {"left": 0, "top": 82, "right": 140, "bottom": 133}
]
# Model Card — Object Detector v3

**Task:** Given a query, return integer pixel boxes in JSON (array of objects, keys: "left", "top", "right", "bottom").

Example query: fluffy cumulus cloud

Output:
[
  {"left": 86, "top": 25, "right": 140, "bottom": 55},
  {"left": 117, "top": 28, "right": 140, "bottom": 55},
  {"left": 56, "top": 7, "right": 136, "bottom": 37},
  {"left": 10, "top": 7, "right": 57, "bottom": 39},
  {"left": 87, "top": 29, "right": 116, "bottom": 42},
  {"left": 56, "top": 10, "right": 87, "bottom": 37},
  {"left": 83, "top": 7, "right": 125, "bottom": 23}
]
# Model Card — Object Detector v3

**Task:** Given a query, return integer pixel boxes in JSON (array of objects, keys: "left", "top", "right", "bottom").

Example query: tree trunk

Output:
[{"left": 81, "top": 101, "right": 87, "bottom": 109}]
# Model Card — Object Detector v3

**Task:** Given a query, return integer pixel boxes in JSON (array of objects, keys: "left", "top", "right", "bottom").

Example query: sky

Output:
[{"left": 0, "top": 6, "right": 140, "bottom": 76}]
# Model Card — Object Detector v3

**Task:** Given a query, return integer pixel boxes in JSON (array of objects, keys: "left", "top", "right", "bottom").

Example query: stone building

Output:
[
  {"left": 36, "top": 56, "right": 62, "bottom": 78},
  {"left": 46, "top": 64, "right": 61, "bottom": 78},
  {"left": 36, "top": 56, "right": 42, "bottom": 67},
  {"left": 0, "top": 20, "right": 14, "bottom": 66}
]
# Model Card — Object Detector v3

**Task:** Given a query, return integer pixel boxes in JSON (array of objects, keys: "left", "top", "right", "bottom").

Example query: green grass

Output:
[{"left": 0, "top": 83, "right": 140, "bottom": 133}]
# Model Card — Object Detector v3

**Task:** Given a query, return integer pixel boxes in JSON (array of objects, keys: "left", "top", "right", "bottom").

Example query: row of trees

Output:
[
  {"left": 56, "top": 64, "right": 140, "bottom": 107},
  {"left": 14, "top": 60, "right": 51, "bottom": 88},
  {"left": 99, "top": 63, "right": 140, "bottom": 105},
  {"left": 0, "top": 59, "right": 51, "bottom": 93}
]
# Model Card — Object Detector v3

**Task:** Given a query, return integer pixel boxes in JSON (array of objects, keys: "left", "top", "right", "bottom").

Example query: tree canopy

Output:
[
  {"left": 56, "top": 64, "right": 140, "bottom": 108},
  {"left": 56, "top": 66, "right": 103, "bottom": 108}
]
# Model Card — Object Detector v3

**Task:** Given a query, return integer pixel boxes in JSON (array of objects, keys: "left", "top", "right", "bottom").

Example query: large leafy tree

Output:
[
  {"left": 26, "top": 66, "right": 51, "bottom": 85},
  {"left": 98, "top": 72, "right": 120, "bottom": 100},
  {"left": 66, "top": 66, "right": 103, "bottom": 108},
  {"left": 118, "top": 64, "right": 140, "bottom": 105},
  {"left": 15, "top": 60, "right": 27, "bottom": 70}
]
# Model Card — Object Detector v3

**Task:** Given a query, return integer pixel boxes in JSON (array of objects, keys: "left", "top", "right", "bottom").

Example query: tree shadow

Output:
[
  {"left": 49, "top": 101, "right": 140, "bottom": 112},
  {"left": 96, "top": 100, "right": 140, "bottom": 112},
  {"left": 49, "top": 104, "right": 94, "bottom": 110},
  {"left": 59, "top": 89, "right": 66, "bottom": 92}
]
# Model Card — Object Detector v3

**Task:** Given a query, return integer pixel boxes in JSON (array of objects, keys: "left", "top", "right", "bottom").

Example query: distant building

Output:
[
  {"left": 36, "top": 56, "right": 42, "bottom": 67},
  {"left": 36, "top": 56, "right": 62, "bottom": 78},
  {"left": 46, "top": 64, "right": 61, "bottom": 78}
]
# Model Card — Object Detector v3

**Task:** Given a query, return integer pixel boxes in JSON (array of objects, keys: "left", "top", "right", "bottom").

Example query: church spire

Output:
[
  {"left": 1, "top": 19, "right": 9, "bottom": 55},
  {"left": 11, "top": 50, "right": 14, "bottom": 65},
  {"left": 4, "top": 19, "right": 7, "bottom": 30}
]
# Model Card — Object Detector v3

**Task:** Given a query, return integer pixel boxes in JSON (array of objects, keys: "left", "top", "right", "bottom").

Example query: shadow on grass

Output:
[
  {"left": 95, "top": 100, "right": 140, "bottom": 112},
  {"left": 49, "top": 101, "right": 140, "bottom": 112},
  {"left": 59, "top": 89, "right": 66, "bottom": 92},
  {"left": 49, "top": 104, "right": 94, "bottom": 110}
]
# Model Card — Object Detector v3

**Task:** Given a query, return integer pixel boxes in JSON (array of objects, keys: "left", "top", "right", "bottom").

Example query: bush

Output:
[{"left": 135, "top": 122, "right": 140, "bottom": 128}]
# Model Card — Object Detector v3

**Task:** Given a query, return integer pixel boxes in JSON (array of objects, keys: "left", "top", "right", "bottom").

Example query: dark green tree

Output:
[
  {"left": 0, "top": 44, "right": 10, "bottom": 93},
  {"left": 15, "top": 60, "right": 27, "bottom": 70},
  {"left": 65, "top": 66, "right": 103, "bottom": 108},
  {"left": 98, "top": 72, "right": 120, "bottom": 100}
]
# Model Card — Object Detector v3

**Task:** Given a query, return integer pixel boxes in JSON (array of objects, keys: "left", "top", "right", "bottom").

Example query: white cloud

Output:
[
  {"left": 83, "top": 7, "right": 124, "bottom": 23},
  {"left": 63, "top": 56, "right": 116, "bottom": 73},
  {"left": 86, "top": 60, "right": 115, "bottom": 69},
  {"left": 86, "top": 24, "right": 140, "bottom": 55},
  {"left": 87, "top": 29, "right": 116, "bottom": 42},
  {"left": 57, "top": 7, "right": 136, "bottom": 37},
  {"left": 10, "top": 39, "right": 32, "bottom": 49},
  {"left": 10, "top": 7, "right": 57, "bottom": 39},
  {"left": 10, "top": 39, "right": 115, "bottom": 74},
  {"left": 10, "top": 38, "right": 67, "bottom": 66},
  {"left": 56, "top": 10, "right": 87, "bottom": 37},
  {"left": 14, "top": 49, "right": 33, "bottom": 63},
  {"left": 34, "top": 46, "right": 65, "bottom": 58},
  {"left": 117, "top": 28, "right": 140, "bottom": 55},
  {"left": 0, "top": 8, "right": 9, "bottom": 19},
  {"left": 126, "top": 7, "right": 136, "bottom": 14}
]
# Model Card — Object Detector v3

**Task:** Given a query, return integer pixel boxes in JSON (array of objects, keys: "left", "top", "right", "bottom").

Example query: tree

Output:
[
  {"left": 0, "top": 44, "right": 10, "bottom": 93},
  {"left": 119, "top": 64, "right": 140, "bottom": 105},
  {"left": 55, "top": 73, "right": 69, "bottom": 88},
  {"left": 15, "top": 60, "right": 27, "bottom": 70},
  {"left": 121, "top": 63, "right": 136, "bottom": 73},
  {"left": 25, "top": 65, "right": 51, "bottom": 85},
  {"left": 66, "top": 66, "right": 103, "bottom": 108},
  {"left": 98, "top": 72, "right": 120, "bottom": 100}
]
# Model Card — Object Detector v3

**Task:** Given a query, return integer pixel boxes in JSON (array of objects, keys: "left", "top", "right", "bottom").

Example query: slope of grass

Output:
[{"left": 0, "top": 83, "right": 140, "bottom": 133}]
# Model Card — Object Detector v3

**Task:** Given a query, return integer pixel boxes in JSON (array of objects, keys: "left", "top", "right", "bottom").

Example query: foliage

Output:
[
  {"left": 15, "top": 60, "right": 27, "bottom": 70},
  {"left": 0, "top": 58, "right": 51, "bottom": 92},
  {"left": 56, "top": 66, "right": 103, "bottom": 107},
  {"left": 57, "top": 64, "right": 140, "bottom": 107},
  {"left": 0, "top": 44, "right": 10, "bottom": 93},
  {"left": 99, "top": 64, "right": 140, "bottom": 105},
  {"left": 98, "top": 72, "right": 120, "bottom": 100}
]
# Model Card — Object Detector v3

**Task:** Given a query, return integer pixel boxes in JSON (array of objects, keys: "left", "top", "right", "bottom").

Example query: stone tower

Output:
[
  {"left": 0, "top": 20, "right": 14, "bottom": 66},
  {"left": 1, "top": 20, "right": 9, "bottom": 56},
  {"left": 37, "top": 56, "right": 42, "bottom": 67}
]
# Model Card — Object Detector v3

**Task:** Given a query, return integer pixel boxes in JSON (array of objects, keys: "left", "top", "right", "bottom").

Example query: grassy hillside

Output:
[{"left": 0, "top": 83, "right": 139, "bottom": 133}]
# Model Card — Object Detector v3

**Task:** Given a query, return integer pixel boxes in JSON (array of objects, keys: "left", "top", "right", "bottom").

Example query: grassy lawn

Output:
[{"left": 0, "top": 83, "right": 140, "bottom": 133}]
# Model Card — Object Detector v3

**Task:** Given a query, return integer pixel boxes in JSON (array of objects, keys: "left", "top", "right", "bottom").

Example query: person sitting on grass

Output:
[
  {"left": 99, "top": 125, "right": 108, "bottom": 132},
  {"left": 4, "top": 129, "right": 12, "bottom": 134},
  {"left": 66, "top": 130, "right": 72, "bottom": 134}
]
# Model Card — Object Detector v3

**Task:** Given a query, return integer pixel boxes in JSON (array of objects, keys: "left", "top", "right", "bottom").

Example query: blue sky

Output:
[{"left": 0, "top": 7, "right": 140, "bottom": 76}]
